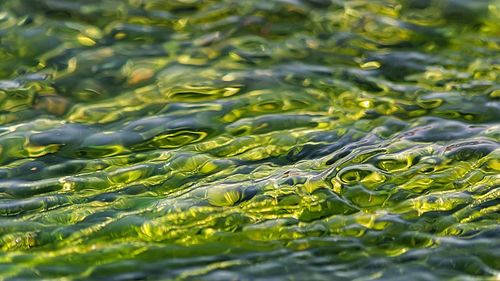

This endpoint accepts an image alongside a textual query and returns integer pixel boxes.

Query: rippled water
[0,0,499,280]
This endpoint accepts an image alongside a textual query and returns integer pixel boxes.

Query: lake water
[0,0,499,280]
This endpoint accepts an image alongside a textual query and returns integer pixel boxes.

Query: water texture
[0,0,499,280]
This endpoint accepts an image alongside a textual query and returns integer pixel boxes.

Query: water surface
[0,0,499,280]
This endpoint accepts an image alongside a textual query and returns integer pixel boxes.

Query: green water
[0,0,499,280]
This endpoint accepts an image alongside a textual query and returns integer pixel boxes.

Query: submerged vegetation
[0,0,499,280]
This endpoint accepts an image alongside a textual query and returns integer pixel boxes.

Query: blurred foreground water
[0,0,499,280]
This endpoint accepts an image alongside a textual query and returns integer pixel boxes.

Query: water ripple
[0,0,499,280]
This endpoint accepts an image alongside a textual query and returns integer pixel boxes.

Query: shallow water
[0,0,499,280]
